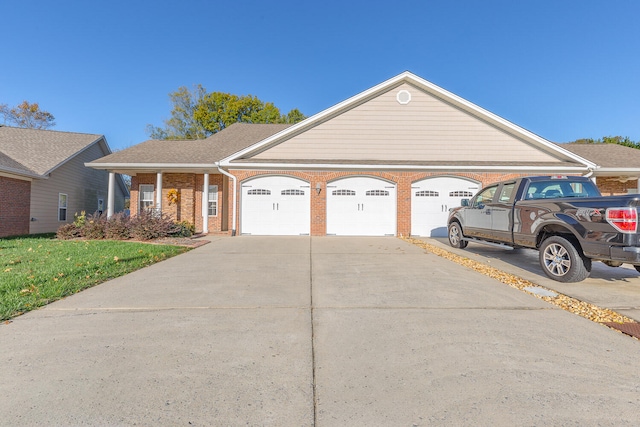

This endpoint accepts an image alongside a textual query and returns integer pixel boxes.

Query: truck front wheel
[539,236,591,282]
[448,222,468,249]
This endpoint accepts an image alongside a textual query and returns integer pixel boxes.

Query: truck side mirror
[461,199,469,207]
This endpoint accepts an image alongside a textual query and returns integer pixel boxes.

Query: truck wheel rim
[449,226,460,245]
[543,243,570,276]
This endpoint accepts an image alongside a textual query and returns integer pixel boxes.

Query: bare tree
[0,101,56,129]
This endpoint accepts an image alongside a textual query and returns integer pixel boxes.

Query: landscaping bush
[172,221,195,237]
[82,212,108,239]
[56,210,189,241]
[129,210,180,240]
[56,223,82,239]
[105,212,131,240]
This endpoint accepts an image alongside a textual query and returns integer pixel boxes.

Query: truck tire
[539,236,591,282]
[448,222,468,249]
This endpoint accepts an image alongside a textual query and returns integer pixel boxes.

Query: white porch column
[155,171,163,213]
[107,172,115,218]
[202,173,209,233]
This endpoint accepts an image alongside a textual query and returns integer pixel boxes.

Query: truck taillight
[606,207,638,233]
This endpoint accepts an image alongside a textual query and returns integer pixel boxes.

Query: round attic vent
[397,90,411,105]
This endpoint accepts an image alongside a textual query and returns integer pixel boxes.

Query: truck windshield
[524,180,601,199]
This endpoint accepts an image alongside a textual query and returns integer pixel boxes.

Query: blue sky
[2,0,638,151]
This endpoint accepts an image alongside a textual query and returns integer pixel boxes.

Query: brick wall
[596,177,639,196]
[230,170,525,236]
[0,176,31,237]
[131,170,579,236]
[131,173,228,234]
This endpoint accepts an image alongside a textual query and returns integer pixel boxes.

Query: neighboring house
[559,143,640,195]
[86,71,639,237]
[0,126,129,237]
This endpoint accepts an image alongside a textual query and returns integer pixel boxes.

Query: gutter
[216,163,237,236]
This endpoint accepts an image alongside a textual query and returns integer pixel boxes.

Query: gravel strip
[403,237,636,326]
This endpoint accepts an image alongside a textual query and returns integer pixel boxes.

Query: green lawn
[0,235,190,321]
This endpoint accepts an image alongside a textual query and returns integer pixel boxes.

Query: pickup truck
[447,175,640,282]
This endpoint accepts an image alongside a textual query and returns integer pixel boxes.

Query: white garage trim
[411,176,480,237]
[240,175,310,235]
[327,176,396,236]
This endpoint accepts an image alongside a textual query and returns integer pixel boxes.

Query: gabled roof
[560,143,640,173]
[220,71,596,172]
[87,123,291,172]
[0,126,106,178]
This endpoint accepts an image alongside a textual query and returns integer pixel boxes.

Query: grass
[0,234,191,321]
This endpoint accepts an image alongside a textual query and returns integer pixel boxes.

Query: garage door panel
[241,176,310,235]
[327,177,396,236]
[411,177,479,237]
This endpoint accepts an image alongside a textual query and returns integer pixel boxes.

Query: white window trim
[208,185,218,216]
[58,193,68,222]
[139,184,155,212]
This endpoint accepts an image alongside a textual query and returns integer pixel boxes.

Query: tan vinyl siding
[29,143,125,234]
[252,83,561,163]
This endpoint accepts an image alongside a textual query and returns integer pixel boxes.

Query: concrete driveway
[1,236,639,426]
[429,237,640,322]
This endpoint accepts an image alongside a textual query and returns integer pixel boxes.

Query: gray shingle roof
[0,126,103,176]
[88,123,291,166]
[559,143,640,169]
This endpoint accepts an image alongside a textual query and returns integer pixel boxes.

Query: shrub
[82,212,107,239]
[105,212,131,240]
[56,223,82,240]
[172,221,195,237]
[74,211,87,227]
[129,211,179,240]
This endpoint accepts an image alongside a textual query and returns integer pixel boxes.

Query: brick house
[86,72,640,237]
[559,143,640,196]
[0,126,129,238]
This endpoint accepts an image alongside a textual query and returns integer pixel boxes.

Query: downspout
[216,163,237,236]
[583,166,598,184]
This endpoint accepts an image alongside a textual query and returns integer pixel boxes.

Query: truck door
[462,185,498,238]
[489,182,516,242]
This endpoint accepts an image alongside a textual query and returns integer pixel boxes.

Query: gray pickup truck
[447,175,640,282]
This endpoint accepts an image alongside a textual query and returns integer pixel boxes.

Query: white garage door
[327,176,396,236]
[411,176,480,237]
[241,176,310,235]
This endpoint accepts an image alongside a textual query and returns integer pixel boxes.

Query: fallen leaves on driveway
[403,237,635,325]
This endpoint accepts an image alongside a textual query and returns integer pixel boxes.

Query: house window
[58,193,68,221]
[247,189,271,195]
[208,185,218,216]
[415,190,439,197]
[139,184,154,211]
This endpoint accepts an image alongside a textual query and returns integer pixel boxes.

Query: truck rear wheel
[448,222,468,249]
[539,236,591,282]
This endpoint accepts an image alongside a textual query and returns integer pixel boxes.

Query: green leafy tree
[0,101,56,129]
[148,86,306,140]
[146,85,208,140]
